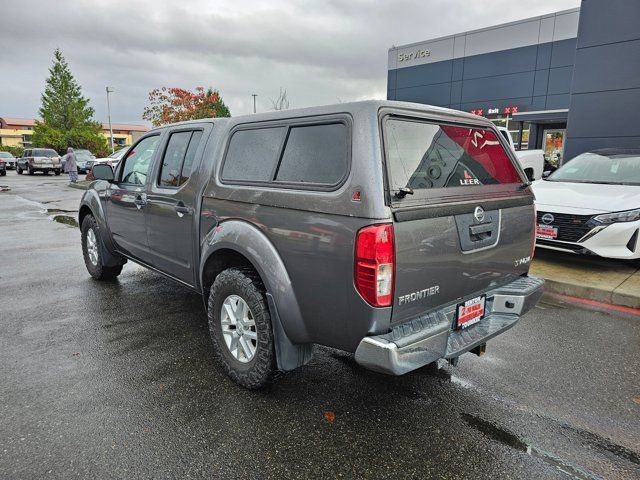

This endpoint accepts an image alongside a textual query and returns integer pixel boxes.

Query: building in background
[0,118,36,148]
[387,1,640,166]
[100,123,149,148]
[0,118,149,150]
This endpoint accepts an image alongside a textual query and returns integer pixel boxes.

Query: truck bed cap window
[385,119,521,194]
[275,123,348,185]
[222,127,285,182]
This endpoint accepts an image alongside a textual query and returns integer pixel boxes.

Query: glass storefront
[489,115,530,150]
[543,129,566,167]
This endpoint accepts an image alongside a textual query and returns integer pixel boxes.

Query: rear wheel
[54,169,61,176]
[0,170,5,176]
[17,166,22,174]
[208,268,278,389]
[81,215,123,280]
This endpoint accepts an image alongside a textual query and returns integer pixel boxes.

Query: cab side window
[158,130,204,187]
[120,135,160,185]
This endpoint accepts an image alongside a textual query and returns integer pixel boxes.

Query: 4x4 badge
[474,206,485,223]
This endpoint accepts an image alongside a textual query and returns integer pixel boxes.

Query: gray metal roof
[149,100,487,132]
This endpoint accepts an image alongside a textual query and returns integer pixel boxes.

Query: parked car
[62,149,95,173]
[17,148,61,175]
[0,157,6,176]
[0,151,16,169]
[75,150,94,174]
[532,148,640,262]
[496,127,544,181]
[87,148,128,171]
[80,100,543,389]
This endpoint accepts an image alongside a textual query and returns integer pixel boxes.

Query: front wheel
[208,268,278,389]
[28,165,34,175]
[17,166,22,174]
[54,169,61,176]
[81,215,123,280]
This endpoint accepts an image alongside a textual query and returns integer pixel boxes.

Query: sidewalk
[530,250,640,309]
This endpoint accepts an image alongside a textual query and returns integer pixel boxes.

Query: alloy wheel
[220,295,258,363]
[86,228,99,266]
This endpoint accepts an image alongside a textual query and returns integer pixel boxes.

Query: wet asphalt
[0,173,639,480]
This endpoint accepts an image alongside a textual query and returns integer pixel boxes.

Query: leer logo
[460,170,480,186]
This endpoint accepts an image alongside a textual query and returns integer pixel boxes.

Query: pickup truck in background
[497,127,544,181]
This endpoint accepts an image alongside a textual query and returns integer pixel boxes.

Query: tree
[270,87,290,111]
[32,49,108,156]
[142,87,231,127]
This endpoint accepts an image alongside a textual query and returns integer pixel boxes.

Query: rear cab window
[383,116,523,204]
[158,130,204,187]
[221,117,350,190]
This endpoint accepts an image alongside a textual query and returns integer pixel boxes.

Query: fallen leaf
[323,411,336,423]
[71,352,80,357]
[633,397,640,406]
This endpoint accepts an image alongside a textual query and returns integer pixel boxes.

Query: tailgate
[382,116,535,324]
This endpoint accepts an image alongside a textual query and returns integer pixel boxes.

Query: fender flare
[79,188,123,267]
[200,219,312,370]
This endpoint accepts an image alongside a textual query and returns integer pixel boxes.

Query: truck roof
[148,100,489,132]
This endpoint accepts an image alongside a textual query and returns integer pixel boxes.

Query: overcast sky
[1,0,580,124]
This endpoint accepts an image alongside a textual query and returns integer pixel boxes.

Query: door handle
[134,194,147,209]
[469,223,492,236]
[175,203,191,218]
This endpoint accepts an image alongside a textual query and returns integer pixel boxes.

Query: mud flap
[266,293,313,371]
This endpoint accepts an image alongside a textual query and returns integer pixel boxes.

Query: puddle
[47,208,76,214]
[51,215,79,228]
[462,413,603,480]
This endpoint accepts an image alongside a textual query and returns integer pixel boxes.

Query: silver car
[0,151,16,170]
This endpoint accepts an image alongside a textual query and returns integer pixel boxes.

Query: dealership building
[387,1,640,165]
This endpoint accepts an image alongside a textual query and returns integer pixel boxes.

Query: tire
[208,268,278,389]
[17,166,22,174]
[28,165,34,175]
[54,170,60,176]
[0,170,5,176]
[81,215,123,280]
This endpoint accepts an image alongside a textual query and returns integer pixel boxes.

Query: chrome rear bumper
[354,276,544,375]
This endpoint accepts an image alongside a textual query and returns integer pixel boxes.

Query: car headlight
[593,208,640,224]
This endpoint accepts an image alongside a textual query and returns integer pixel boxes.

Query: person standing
[62,147,78,183]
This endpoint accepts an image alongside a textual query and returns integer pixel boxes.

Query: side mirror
[92,164,114,182]
[542,171,551,179]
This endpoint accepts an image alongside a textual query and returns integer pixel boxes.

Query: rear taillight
[355,223,395,307]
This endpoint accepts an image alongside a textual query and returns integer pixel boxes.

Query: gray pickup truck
[81,100,544,389]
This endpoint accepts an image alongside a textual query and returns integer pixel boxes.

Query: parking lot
[0,173,639,479]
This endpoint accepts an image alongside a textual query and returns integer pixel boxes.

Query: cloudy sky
[2,0,580,124]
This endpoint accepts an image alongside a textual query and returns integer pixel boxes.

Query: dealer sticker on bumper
[455,295,486,329]
[536,224,558,240]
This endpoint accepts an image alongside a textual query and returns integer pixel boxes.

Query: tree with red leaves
[142,87,230,127]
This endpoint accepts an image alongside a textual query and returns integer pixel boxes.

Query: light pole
[106,86,114,153]
[252,94,257,114]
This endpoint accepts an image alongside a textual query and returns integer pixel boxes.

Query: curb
[530,250,640,310]
[68,182,90,190]
[541,278,640,309]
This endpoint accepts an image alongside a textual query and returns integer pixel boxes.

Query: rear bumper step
[354,276,544,375]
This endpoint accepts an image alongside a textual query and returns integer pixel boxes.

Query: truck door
[144,128,206,286]
[107,134,161,264]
